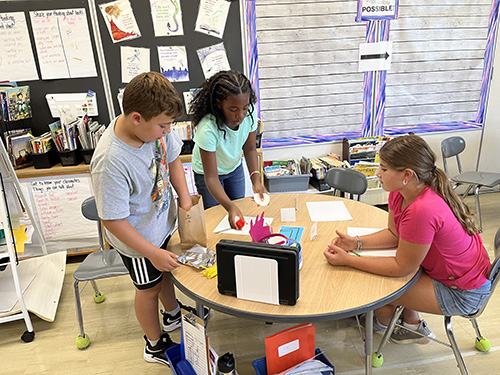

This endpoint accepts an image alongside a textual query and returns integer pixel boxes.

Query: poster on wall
[158,46,189,82]
[356,0,399,22]
[150,0,184,37]
[99,0,141,43]
[26,176,97,241]
[197,42,230,79]
[30,9,98,80]
[0,12,39,82]
[195,0,231,39]
[121,46,150,83]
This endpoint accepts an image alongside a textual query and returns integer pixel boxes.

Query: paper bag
[265,323,315,375]
[178,195,207,249]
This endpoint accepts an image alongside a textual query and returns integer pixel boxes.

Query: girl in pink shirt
[325,135,491,344]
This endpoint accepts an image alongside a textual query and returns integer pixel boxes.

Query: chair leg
[473,186,482,231]
[470,318,483,340]
[444,316,469,375]
[372,306,404,367]
[74,279,86,338]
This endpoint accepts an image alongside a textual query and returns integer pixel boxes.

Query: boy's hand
[150,249,181,272]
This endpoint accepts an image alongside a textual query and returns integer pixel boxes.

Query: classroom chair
[371,227,500,374]
[73,196,128,349]
[441,136,500,231]
[325,167,368,201]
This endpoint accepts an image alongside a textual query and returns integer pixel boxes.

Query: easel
[0,138,47,342]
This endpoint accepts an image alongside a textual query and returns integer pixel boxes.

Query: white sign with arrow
[358,41,392,72]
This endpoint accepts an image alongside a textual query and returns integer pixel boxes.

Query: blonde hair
[379,135,480,235]
[122,72,183,121]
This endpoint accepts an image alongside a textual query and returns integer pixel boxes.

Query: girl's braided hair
[190,70,257,135]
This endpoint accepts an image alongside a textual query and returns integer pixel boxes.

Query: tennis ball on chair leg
[372,352,384,367]
[475,337,491,352]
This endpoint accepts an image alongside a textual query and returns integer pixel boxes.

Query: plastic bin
[57,149,83,166]
[80,148,94,164]
[309,176,330,192]
[264,173,311,193]
[29,149,59,169]
[252,348,334,375]
[165,344,182,375]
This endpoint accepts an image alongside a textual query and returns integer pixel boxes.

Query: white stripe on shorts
[132,257,150,285]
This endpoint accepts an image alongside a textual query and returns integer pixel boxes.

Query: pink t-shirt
[389,187,490,290]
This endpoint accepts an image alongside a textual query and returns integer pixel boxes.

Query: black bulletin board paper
[2,0,244,136]
[0,0,108,137]
[94,0,244,121]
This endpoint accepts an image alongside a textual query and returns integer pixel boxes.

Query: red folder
[264,323,315,375]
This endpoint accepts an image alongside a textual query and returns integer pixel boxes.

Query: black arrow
[361,52,390,60]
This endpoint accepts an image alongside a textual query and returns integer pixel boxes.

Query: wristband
[250,170,261,179]
[355,235,363,251]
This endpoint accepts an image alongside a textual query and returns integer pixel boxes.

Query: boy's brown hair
[122,71,183,121]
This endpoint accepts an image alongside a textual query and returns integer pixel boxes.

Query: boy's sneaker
[161,309,181,332]
[162,300,210,332]
[390,320,436,344]
[143,332,177,366]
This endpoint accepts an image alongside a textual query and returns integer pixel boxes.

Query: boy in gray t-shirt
[91,72,203,366]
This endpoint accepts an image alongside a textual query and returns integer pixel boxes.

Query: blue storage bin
[165,344,182,375]
[252,348,334,375]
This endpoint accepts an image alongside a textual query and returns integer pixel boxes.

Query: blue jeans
[194,163,245,209]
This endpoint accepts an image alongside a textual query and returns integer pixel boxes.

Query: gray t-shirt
[90,117,182,258]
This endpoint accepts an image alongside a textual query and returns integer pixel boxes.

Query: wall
[478,32,500,173]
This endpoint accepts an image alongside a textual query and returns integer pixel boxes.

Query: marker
[295,197,298,211]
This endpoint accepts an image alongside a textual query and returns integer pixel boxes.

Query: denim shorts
[433,278,491,316]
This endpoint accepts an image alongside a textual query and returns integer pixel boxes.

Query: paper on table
[306,201,353,222]
[213,215,273,235]
[347,227,397,257]
[234,255,279,305]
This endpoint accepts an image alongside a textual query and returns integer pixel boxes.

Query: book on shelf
[4,86,32,122]
[4,129,33,168]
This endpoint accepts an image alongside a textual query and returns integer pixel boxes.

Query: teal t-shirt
[192,112,257,175]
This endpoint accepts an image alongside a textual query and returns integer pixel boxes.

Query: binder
[264,323,315,375]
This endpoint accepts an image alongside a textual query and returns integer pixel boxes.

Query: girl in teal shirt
[190,70,266,229]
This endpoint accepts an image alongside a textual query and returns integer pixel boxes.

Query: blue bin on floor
[252,348,334,375]
[165,344,182,375]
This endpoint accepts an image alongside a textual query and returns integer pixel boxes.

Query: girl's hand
[252,180,267,201]
[331,229,358,251]
[324,243,350,266]
[228,204,245,230]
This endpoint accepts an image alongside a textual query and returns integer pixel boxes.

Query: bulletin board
[1,0,245,136]
[93,0,245,120]
[0,0,109,136]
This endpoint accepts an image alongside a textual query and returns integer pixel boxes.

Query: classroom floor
[2,193,500,375]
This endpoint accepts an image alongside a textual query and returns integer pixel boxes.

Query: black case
[216,239,300,305]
